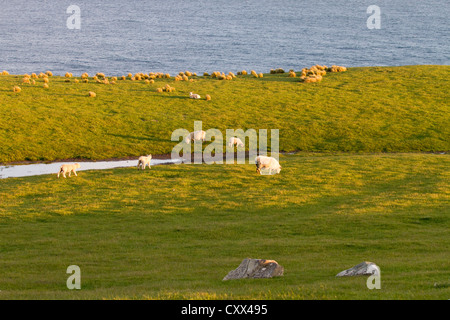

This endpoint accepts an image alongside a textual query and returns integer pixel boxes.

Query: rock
[336,261,380,277]
[223,258,284,281]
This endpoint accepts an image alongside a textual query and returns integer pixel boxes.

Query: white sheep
[185,130,206,144]
[189,92,201,99]
[255,156,281,175]
[137,154,152,170]
[57,163,81,178]
[228,137,245,148]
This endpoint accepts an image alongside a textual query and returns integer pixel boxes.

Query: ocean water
[0,0,448,76]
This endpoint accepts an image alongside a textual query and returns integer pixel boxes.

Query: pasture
[0,65,448,299]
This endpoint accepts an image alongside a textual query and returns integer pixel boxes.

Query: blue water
[0,0,448,76]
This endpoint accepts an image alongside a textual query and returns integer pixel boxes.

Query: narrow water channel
[0,159,181,179]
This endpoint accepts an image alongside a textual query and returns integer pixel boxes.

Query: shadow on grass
[107,133,172,143]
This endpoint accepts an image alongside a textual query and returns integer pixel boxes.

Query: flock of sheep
[4,64,347,99]
[2,65,347,177]
[56,132,281,178]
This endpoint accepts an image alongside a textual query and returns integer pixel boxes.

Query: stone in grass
[223,258,284,281]
[336,261,380,277]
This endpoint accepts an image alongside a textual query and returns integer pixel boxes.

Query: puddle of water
[0,159,181,179]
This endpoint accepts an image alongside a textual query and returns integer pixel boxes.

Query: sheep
[43,83,49,89]
[137,154,152,170]
[2,70,9,75]
[189,92,201,99]
[185,130,206,144]
[255,156,281,174]
[205,94,211,101]
[46,71,53,76]
[228,137,244,148]
[57,163,81,178]
[88,91,96,97]
[13,86,21,93]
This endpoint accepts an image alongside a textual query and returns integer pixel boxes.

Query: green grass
[0,153,449,299]
[1,65,449,300]
[0,65,449,163]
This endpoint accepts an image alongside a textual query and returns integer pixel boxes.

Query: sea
[0,0,448,76]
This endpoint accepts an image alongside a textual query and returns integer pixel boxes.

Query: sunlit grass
[0,153,448,299]
[0,65,449,163]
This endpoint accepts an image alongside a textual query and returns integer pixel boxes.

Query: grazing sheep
[185,130,206,144]
[13,86,21,93]
[2,70,9,75]
[228,137,244,148]
[137,154,152,170]
[205,94,211,101]
[57,163,81,178]
[189,92,201,99]
[43,83,49,89]
[88,91,96,97]
[46,71,53,76]
[255,156,281,174]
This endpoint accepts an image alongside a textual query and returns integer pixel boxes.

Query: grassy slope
[0,153,449,299]
[0,65,449,163]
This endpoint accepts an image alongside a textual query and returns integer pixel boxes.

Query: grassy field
[0,65,449,300]
[0,153,449,299]
[0,65,449,163]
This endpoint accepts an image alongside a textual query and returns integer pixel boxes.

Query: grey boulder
[336,261,380,277]
[223,258,284,281]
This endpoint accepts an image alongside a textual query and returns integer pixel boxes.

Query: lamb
[57,163,81,178]
[185,130,206,144]
[189,92,201,99]
[137,154,152,170]
[228,137,244,148]
[255,156,281,174]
